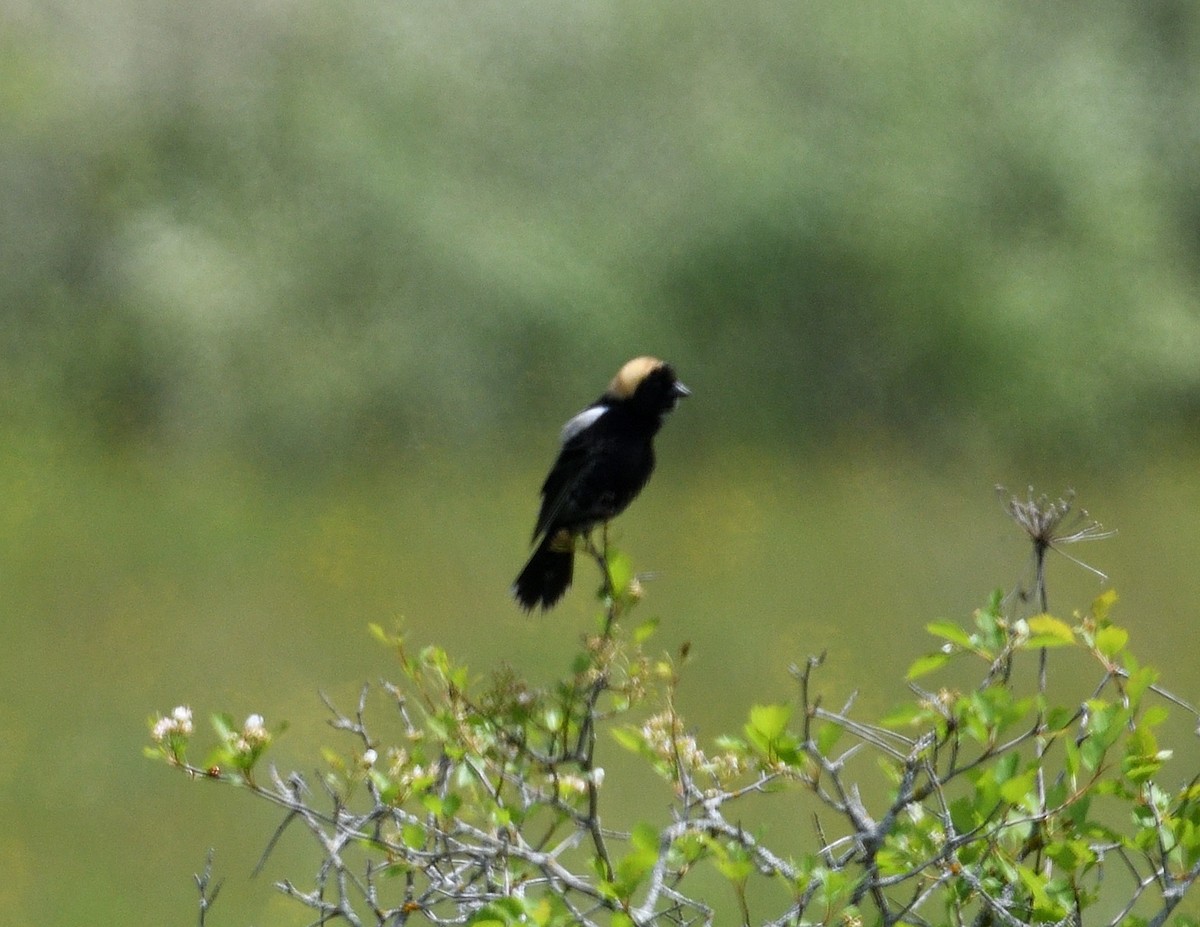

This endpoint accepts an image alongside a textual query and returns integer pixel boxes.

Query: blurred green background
[4,1,1200,923]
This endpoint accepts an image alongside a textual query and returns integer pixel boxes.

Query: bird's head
[607,356,691,414]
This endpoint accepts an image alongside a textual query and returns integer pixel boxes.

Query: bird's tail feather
[512,532,574,611]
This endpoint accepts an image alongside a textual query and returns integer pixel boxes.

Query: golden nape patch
[607,356,664,399]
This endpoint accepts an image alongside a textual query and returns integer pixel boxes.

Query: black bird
[512,356,690,611]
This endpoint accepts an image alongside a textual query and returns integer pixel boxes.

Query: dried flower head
[999,487,1115,556]
[998,487,1115,609]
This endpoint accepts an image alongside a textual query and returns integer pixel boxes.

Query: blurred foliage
[4,0,1200,466]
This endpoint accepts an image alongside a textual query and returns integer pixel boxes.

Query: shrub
[149,491,1199,926]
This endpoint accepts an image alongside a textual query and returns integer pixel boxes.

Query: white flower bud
[151,716,172,742]
[172,705,194,734]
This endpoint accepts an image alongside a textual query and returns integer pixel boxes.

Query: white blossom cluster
[234,713,269,754]
[151,705,194,742]
[640,711,744,785]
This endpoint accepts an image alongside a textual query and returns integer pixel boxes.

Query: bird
[512,356,690,611]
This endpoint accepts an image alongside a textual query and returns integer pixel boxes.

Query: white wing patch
[560,405,607,444]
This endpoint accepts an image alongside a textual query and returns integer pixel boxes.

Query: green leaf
[1017,864,1067,920]
[1123,725,1169,784]
[1000,768,1038,806]
[748,703,792,740]
[906,652,950,680]
[211,712,237,742]
[1064,738,1081,779]
[468,897,529,925]
[875,847,909,877]
[816,721,844,755]
[489,803,513,828]
[926,621,972,648]
[612,822,660,898]
[880,703,931,728]
[713,734,747,754]
[1124,663,1159,705]
[1141,705,1169,729]
[1026,614,1075,647]
[611,727,645,754]
[974,597,1005,650]
[368,770,399,804]
[818,866,857,906]
[631,821,659,854]
[605,547,635,597]
[1092,588,1118,623]
[1080,735,1107,772]
[1095,625,1128,659]
[713,852,753,883]
[633,617,659,644]
[949,796,982,834]
[420,794,442,815]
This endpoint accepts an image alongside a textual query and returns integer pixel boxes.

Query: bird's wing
[531,435,592,542]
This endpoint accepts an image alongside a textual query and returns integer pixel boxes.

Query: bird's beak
[673,381,691,399]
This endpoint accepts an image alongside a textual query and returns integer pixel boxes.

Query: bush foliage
[150,491,1199,926]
